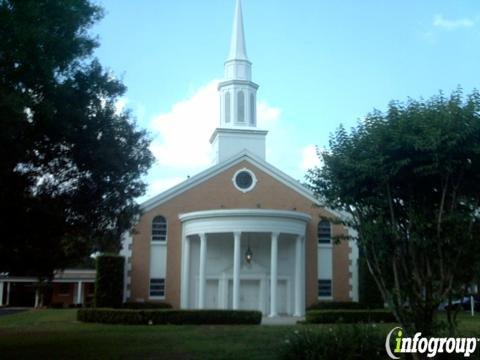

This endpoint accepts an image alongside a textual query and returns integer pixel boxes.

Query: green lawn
[0,309,294,359]
[0,309,478,359]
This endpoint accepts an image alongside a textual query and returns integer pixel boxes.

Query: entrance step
[261,316,303,325]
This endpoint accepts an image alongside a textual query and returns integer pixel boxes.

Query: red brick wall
[131,160,352,307]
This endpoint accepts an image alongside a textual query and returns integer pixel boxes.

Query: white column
[221,274,228,309]
[270,232,279,317]
[232,90,237,123]
[260,276,266,314]
[301,235,306,316]
[217,278,223,309]
[6,282,10,306]
[294,235,303,316]
[76,281,83,305]
[0,282,4,306]
[286,280,292,314]
[233,232,241,310]
[34,287,40,308]
[181,235,190,308]
[198,233,207,309]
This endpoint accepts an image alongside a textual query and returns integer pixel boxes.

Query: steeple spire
[223,0,252,82]
[211,0,267,164]
[228,0,248,61]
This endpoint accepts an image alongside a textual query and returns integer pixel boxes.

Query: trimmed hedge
[122,301,172,310]
[94,255,125,308]
[307,301,370,310]
[305,309,396,324]
[77,308,262,325]
[281,325,385,360]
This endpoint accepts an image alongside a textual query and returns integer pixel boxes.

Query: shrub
[305,309,396,324]
[280,325,385,360]
[94,254,124,308]
[78,308,143,324]
[307,301,371,310]
[77,309,262,325]
[122,301,172,310]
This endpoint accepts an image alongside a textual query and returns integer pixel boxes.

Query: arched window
[152,216,167,242]
[317,220,331,244]
[237,91,245,123]
[225,92,231,123]
[250,93,256,126]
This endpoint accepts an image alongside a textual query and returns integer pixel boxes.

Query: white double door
[227,279,261,311]
[204,277,288,314]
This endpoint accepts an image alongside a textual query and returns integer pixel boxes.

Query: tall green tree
[306,89,480,335]
[0,0,154,278]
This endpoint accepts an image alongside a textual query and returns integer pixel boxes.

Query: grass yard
[0,309,294,359]
[0,309,479,359]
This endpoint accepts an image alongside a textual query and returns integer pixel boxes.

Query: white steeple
[228,0,248,61]
[210,0,268,164]
[219,0,257,126]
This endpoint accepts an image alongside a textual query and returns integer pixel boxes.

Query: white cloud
[149,80,281,170]
[258,101,281,127]
[114,97,128,115]
[433,14,474,30]
[113,97,147,123]
[149,177,185,195]
[149,80,219,169]
[137,176,186,203]
[300,144,320,171]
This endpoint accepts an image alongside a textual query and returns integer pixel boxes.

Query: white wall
[317,244,333,299]
[211,129,266,163]
[150,244,167,278]
[317,246,333,279]
[150,242,167,300]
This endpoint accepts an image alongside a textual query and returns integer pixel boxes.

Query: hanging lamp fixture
[245,234,253,264]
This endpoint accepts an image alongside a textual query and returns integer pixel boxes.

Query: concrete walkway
[0,307,28,317]
[261,316,304,325]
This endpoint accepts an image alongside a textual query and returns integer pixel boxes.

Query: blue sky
[92,0,480,201]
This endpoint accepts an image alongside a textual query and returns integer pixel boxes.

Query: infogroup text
[385,327,478,359]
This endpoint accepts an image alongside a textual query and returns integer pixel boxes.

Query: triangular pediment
[140,150,320,212]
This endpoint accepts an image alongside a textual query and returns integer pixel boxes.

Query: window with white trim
[318,279,332,297]
[232,168,257,193]
[149,278,165,297]
[317,220,331,244]
[152,216,167,242]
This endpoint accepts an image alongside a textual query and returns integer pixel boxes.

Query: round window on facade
[232,168,257,193]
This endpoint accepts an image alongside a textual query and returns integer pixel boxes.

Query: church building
[122,0,359,317]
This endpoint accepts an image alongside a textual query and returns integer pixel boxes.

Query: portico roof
[179,208,311,237]
[179,208,311,222]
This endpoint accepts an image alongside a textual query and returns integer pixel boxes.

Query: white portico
[179,209,309,316]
